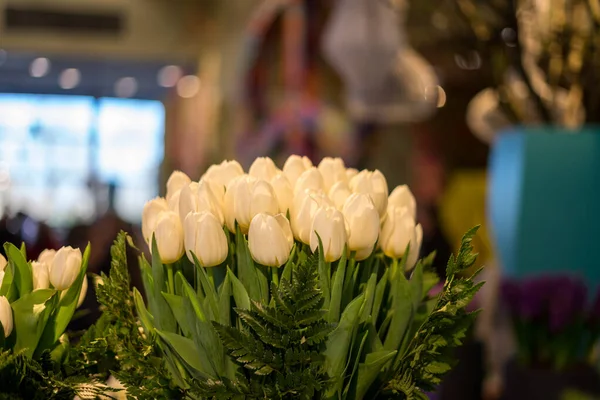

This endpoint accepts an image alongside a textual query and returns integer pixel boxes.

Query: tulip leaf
[139,256,158,316]
[342,330,368,398]
[383,257,413,352]
[190,253,219,320]
[324,293,364,396]
[235,226,266,302]
[156,337,192,388]
[37,244,90,355]
[410,261,425,312]
[281,244,296,283]
[328,248,347,323]
[228,267,250,311]
[342,255,358,309]
[133,287,155,336]
[179,272,206,322]
[5,242,32,297]
[12,288,58,358]
[371,269,389,329]
[157,330,206,375]
[151,236,177,332]
[355,350,398,400]
[0,260,15,301]
[163,292,192,338]
[360,266,379,323]
[218,272,231,326]
[315,234,331,309]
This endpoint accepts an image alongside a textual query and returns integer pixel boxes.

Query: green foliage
[0,349,105,400]
[384,226,483,399]
[83,232,184,400]
[200,253,335,399]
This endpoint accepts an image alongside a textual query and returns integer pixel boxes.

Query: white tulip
[283,155,312,186]
[153,211,185,264]
[0,296,12,338]
[380,206,421,265]
[318,157,347,191]
[224,175,279,233]
[142,197,169,244]
[249,157,280,181]
[349,169,388,218]
[50,246,82,291]
[32,261,50,290]
[294,167,325,195]
[310,206,348,262]
[203,160,244,192]
[329,180,352,210]
[166,170,191,201]
[77,275,88,308]
[0,254,6,272]
[291,189,333,244]
[346,168,359,180]
[38,249,56,267]
[271,173,294,214]
[389,185,417,221]
[183,212,228,267]
[179,181,224,225]
[0,271,4,289]
[248,213,293,267]
[343,194,380,259]
[167,189,181,215]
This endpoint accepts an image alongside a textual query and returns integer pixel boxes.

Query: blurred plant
[454,0,600,141]
[502,275,600,370]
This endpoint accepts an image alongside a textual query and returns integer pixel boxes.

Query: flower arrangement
[0,243,104,399]
[502,275,600,370]
[125,155,484,399]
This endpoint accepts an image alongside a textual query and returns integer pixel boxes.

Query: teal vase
[488,127,600,286]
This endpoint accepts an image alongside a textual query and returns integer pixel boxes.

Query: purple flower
[548,276,587,333]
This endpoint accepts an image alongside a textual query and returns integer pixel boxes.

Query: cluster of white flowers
[142,155,422,268]
[0,247,86,338]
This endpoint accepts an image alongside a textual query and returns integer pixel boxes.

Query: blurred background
[1,0,600,399]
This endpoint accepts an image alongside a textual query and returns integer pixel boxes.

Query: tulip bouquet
[0,243,108,399]
[119,155,483,400]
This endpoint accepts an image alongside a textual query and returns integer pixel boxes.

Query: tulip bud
[38,249,56,265]
[310,206,347,262]
[0,271,4,289]
[271,173,293,214]
[380,206,421,264]
[318,157,347,191]
[283,155,313,186]
[249,157,280,182]
[184,212,228,267]
[343,194,380,259]
[166,171,191,201]
[179,181,224,225]
[389,185,417,221]
[406,223,423,270]
[248,213,293,267]
[294,167,325,195]
[224,175,279,233]
[329,180,352,210]
[142,197,169,244]
[154,211,185,264]
[0,296,12,338]
[291,189,333,244]
[50,246,82,291]
[77,275,88,308]
[349,169,388,218]
[0,254,6,272]
[32,261,50,290]
[346,168,359,181]
[203,160,244,192]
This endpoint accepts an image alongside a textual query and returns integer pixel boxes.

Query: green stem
[207,267,215,289]
[272,267,279,287]
[167,264,175,294]
[390,258,399,280]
